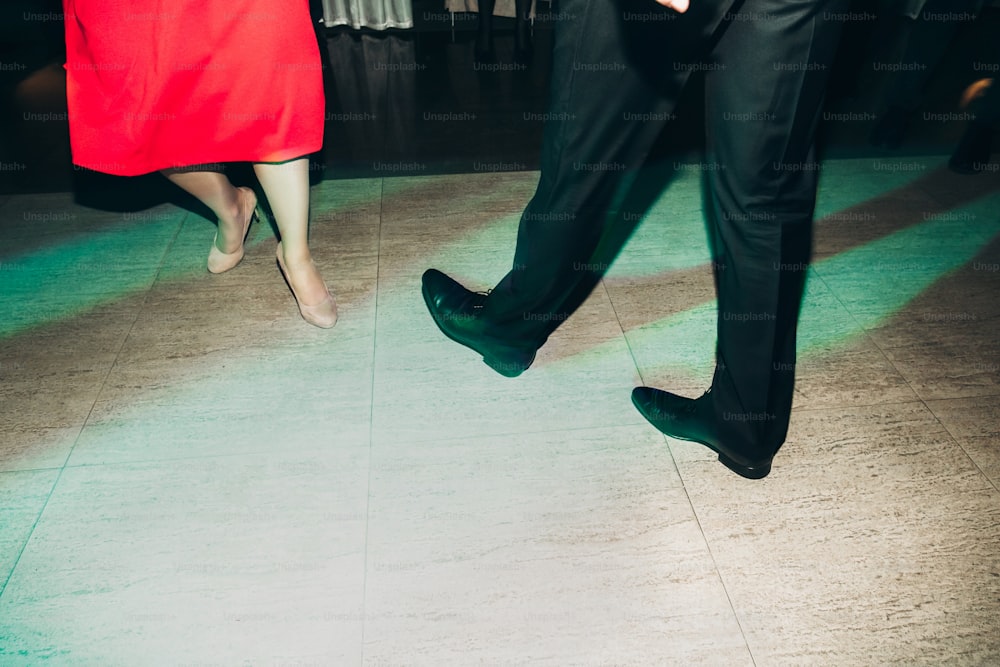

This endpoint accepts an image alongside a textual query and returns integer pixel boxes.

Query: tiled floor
[1,155,998,664]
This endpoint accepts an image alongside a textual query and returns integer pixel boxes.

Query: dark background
[1,0,998,198]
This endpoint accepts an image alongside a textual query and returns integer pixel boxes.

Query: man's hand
[654,0,689,12]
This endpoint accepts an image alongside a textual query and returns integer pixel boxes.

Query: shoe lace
[471,288,492,309]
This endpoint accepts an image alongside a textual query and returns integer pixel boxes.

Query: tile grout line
[843,261,1000,494]
[604,275,759,665]
[358,176,386,663]
[0,205,188,600]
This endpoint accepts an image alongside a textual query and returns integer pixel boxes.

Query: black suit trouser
[481,0,846,457]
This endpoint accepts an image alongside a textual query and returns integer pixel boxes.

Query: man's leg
[479,0,734,345]
[423,0,737,374]
[704,0,846,460]
[632,0,846,477]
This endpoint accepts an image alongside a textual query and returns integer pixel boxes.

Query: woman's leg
[253,158,330,306]
[161,168,246,254]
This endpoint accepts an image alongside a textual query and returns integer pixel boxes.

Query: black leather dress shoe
[631,386,772,479]
[421,269,536,378]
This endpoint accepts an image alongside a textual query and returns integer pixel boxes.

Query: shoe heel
[207,187,258,274]
[483,348,535,378]
[275,243,338,329]
[717,453,771,480]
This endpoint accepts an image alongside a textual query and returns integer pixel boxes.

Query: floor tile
[371,273,643,446]
[0,453,369,665]
[0,428,79,473]
[1,151,1000,664]
[69,296,376,465]
[0,469,59,590]
[380,171,538,221]
[926,397,1000,487]
[673,401,1000,665]
[364,426,751,665]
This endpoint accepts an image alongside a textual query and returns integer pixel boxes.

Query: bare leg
[253,158,330,306]
[161,168,244,253]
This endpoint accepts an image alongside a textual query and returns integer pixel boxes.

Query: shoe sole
[656,429,771,479]
[421,282,535,378]
[631,394,772,480]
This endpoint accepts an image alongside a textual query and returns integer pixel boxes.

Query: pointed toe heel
[275,242,338,329]
[207,186,258,274]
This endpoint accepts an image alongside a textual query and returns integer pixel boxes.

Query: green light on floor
[618,196,1000,380]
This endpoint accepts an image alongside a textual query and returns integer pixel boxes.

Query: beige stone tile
[0,205,181,339]
[792,337,918,410]
[308,214,381,276]
[0,195,178,245]
[112,280,322,364]
[925,397,1000,486]
[370,269,644,446]
[672,401,1000,664]
[793,274,919,411]
[0,366,106,431]
[310,176,383,217]
[70,287,376,466]
[0,453,368,664]
[0,469,60,587]
[604,267,717,337]
[380,171,537,221]
[364,426,751,665]
[0,299,133,373]
[606,169,728,279]
[860,258,1000,401]
[72,355,373,465]
[0,300,138,459]
[811,202,1000,336]
[613,264,906,409]
[617,282,718,398]
[0,428,79,473]
[812,188,943,262]
[919,165,1000,213]
[72,376,372,465]
[0,293,138,349]
[377,208,522,291]
[882,339,1000,402]
[118,266,376,366]
[812,157,948,223]
[0,204,182,293]
[875,304,999,355]
[1,164,999,665]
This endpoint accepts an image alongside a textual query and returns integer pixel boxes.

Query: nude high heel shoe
[207,186,258,274]
[275,242,338,329]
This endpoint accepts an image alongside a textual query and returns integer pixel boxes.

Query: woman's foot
[275,242,338,328]
[207,186,257,273]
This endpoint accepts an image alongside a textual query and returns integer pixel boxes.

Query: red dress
[63,1,325,176]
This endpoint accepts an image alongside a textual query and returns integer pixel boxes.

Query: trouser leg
[703,0,846,456]
[482,0,734,344]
